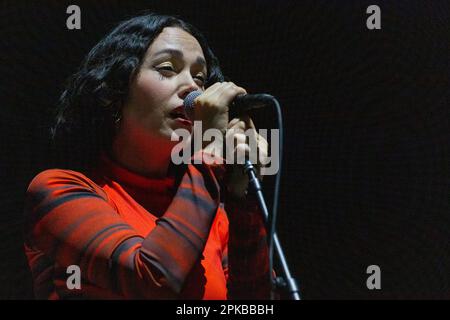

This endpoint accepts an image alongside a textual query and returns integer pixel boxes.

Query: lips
[169,105,192,126]
[170,106,189,120]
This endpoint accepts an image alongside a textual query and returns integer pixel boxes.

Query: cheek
[131,72,172,113]
[122,72,173,135]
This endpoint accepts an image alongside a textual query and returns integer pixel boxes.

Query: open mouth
[170,106,192,124]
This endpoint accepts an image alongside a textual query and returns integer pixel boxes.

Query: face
[117,27,207,150]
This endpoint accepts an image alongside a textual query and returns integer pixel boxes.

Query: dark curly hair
[51,13,224,172]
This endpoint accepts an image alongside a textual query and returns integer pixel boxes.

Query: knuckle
[238,121,246,129]
[235,144,249,152]
[233,130,246,139]
[234,132,246,140]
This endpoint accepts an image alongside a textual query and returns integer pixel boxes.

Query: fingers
[192,81,247,133]
[231,131,250,165]
[227,117,241,128]
[225,115,268,167]
[217,82,247,108]
[194,81,247,110]
[193,82,268,167]
[227,116,257,145]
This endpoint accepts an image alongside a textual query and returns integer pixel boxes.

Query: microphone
[183,90,274,120]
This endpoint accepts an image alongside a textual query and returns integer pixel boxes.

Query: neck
[111,133,173,178]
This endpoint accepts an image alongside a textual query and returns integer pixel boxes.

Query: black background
[0,0,449,299]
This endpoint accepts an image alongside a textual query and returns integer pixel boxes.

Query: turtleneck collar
[93,151,178,193]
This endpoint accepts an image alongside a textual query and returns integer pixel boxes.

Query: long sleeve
[24,157,221,299]
[223,194,271,299]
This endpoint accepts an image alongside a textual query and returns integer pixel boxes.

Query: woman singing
[24,13,270,299]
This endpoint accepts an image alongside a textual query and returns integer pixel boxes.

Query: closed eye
[154,63,206,85]
[156,65,175,72]
[194,74,206,84]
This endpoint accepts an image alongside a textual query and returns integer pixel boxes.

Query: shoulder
[27,168,107,199]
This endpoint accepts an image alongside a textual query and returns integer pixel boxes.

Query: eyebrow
[153,48,207,67]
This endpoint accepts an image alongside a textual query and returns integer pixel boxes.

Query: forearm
[224,194,271,299]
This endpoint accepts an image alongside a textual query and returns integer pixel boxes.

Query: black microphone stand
[244,94,301,300]
[244,160,300,300]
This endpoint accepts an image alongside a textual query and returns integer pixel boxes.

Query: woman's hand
[225,115,269,199]
[192,82,247,135]
[194,82,268,199]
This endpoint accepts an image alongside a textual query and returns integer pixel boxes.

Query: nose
[178,86,198,101]
[178,73,202,101]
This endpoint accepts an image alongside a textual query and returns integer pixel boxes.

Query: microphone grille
[183,90,202,120]
[183,90,202,113]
